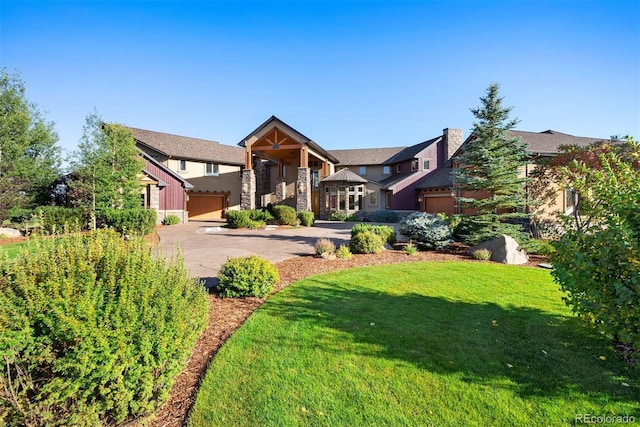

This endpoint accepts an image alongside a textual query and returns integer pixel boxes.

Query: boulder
[0,227,22,238]
[470,235,529,265]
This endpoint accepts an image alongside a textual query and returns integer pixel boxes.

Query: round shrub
[399,212,453,250]
[0,230,208,426]
[351,223,396,244]
[226,210,265,229]
[335,244,353,259]
[217,255,279,298]
[272,205,298,226]
[297,211,315,227]
[350,230,384,254]
[163,214,181,225]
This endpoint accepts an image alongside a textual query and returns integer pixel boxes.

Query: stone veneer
[275,177,286,204]
[241,169,256,210]
[296,167,311,212]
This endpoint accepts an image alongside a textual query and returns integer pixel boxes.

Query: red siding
[145,160,187,210]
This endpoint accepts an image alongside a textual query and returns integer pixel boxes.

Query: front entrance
[188,193,225,220]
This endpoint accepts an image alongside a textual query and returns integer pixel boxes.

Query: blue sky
[1,1,638,164]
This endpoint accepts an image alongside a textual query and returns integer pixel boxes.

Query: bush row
[0,229,209,426]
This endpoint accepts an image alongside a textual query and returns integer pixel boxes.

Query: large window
[205,163,219,176]
[565,188,578,214]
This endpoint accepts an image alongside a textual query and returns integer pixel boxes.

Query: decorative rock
[0,227,22,238]
[470,235,529,265]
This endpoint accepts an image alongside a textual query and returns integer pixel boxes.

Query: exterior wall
[363,182,384,212]
[387,143,440,210]
[342,165,392,183]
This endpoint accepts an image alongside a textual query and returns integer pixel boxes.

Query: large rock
[0,227,22,238]
[470,235,529,265]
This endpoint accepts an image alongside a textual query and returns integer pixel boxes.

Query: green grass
[189,262,639,426]
[0,241,28,259]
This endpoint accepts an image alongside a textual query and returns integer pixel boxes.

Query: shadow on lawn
[261,279,640,408]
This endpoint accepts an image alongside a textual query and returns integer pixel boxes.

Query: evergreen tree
[70,111,144,228]
[0,69,61,221]
[454,83,530,245]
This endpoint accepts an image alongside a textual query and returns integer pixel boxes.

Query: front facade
[140,152,193,223]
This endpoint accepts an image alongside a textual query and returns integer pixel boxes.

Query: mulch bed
[140,244,548,427]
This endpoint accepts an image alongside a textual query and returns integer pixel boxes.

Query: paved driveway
[156,220,361,286]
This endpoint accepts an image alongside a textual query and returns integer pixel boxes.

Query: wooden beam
[300,145,309,168]
[245,145,252,170]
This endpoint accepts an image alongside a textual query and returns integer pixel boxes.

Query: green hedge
[34,206,86,233]
[350,231,385,254]
[100,208,157,236]
[351,223,396,244]
[217,255,279,298]
[272,205,297,226]
[297,211,315,227]
[225,210,268,229]
[0,230,208,426]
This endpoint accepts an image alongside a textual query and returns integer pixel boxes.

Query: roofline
[140,150,194,189]
[136,139,244,166]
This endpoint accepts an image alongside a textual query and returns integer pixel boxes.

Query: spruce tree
[454,83,530,245]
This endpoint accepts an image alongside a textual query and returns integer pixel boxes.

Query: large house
[129,117,605,222]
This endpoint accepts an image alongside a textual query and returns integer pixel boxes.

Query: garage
[424,195,454,216]
[188,193,225,220]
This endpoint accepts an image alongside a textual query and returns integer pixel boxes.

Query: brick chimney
[443,128,463,163]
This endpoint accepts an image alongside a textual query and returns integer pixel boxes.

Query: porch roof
[321,168,368,183]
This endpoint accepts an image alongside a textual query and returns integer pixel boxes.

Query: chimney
[443,128,463,163]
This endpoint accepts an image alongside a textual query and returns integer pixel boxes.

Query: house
[416,130,606,218]
[131,127,245,220]
[140,152,193,224]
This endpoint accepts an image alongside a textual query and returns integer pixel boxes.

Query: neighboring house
[329,128,464,213]
[140,151,193,224]
[416,130,606,218]
[131,127,245,220]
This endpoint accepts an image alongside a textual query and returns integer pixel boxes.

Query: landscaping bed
[142,245,547,427]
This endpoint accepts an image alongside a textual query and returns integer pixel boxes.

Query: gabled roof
[328,147,406,166]
[384,136,441,165]
[238,115,339,164]
[321,167,368,183]
[131,127,245,166]
[141,150,194,189]
[415,167,454,190]
[510,130,605,155]
[377,171,421,190]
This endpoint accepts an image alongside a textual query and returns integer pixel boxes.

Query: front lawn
[0,241,27,259]
[189,262,639,426]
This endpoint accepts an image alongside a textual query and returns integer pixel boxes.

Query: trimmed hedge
[225,210,269,229]
[272,205,297,226]
[34,206,85,234]
[100,208,156,236]
[297,211,315,227]
[351,223,396,244]
[217,255,279,298]
[350,230,385,254]
[0,230,208,426]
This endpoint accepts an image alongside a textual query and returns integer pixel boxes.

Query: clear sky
[1,0,639,165]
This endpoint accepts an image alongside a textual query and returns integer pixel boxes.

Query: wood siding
[145,160,186,210]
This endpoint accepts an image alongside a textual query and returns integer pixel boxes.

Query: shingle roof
[377,171,422,189]
[130,127,245,166]
[321,168,368,183]
[328,147,406,166]
[510,130,606,155]
[384,136,441,165]
[415,167,454,190]
[141,150,194,189]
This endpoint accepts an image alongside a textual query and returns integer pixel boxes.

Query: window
[411,159,419,171]
[423,159,431,170]
[370,191,377,205]
[205,163,219,176]
[383,166,390,175]
[178,159,187,171]
[565,188,578,214]
[396,164,401,173]
[359,166,367,175]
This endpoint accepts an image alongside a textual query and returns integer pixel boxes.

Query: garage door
[188,194,224,220]
[424,196,454,215]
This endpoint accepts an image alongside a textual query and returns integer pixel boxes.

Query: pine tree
[454,83,530,245]
[0,69,61,221]
[70,110,144,228]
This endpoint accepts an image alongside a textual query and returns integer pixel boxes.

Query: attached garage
[187,193,227,220]
[423,195,454,216]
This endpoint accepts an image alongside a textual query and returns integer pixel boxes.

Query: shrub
[272,205,298,226]
[314,238,335,256]
[351,223,396,244]
[5,207,33,225]
[217,255,279,298]
[404,243,418,256]
[335,245,353,259]
[34,206,85,234]
[399,212,453,250]
[374,209,399,223]
[0,230,208,426]
[471,248,492,260]
[100,208,157,236]
[329,211,357,222]
[249,209,273,222]
[437,212,462,233]
[226,210,265,229]
[163,214,181,225]
[297,211,315,227]
[350,231,384,254]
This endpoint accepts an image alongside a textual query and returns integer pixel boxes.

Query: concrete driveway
[156,220,360,286]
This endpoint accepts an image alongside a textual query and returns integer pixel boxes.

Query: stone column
[296,167,311,212]
[319,182,327,219]
[275,177,286,203]
[241,169,255,210]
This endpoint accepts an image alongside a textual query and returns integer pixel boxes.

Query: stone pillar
[149,185,160,210]
[275,177,286,203]
[241,169,255,210]
[319,182,327,219]
[296,167,311,212]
